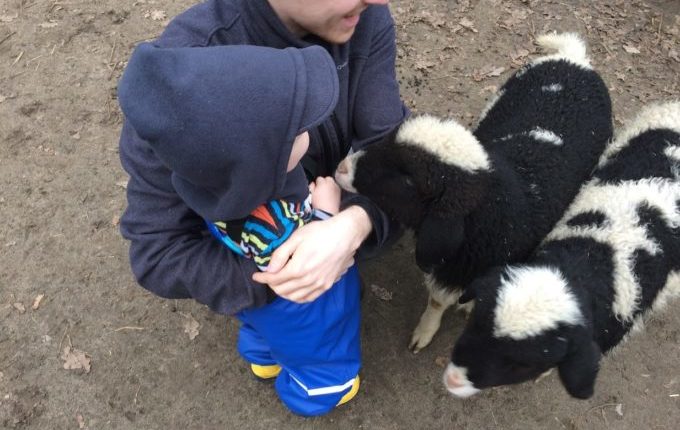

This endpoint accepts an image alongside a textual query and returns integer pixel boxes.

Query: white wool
[599,101,680,168]
[529,127,563,145]
[532,32,592,69]
[493,127,563,146]
[493,266,583,340]
[541,83,564,92]
[547,178,680,321]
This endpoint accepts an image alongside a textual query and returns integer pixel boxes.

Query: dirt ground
[1,0,679,428]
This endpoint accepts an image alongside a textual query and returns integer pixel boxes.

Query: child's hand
[309,176,341,215]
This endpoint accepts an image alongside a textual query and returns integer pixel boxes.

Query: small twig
[600,41,614,57]
[107,61,120,80]
[585,402,620,415]
[11,51,24,66]
[113,326,145,332]
[48,1,62,14]
[57,326,69,355]
[133,385,141,405]
[0,353,19,371]
[108,37,118,65]
[0,31,16,47]
[26,54,43,64]
[656,14,663,44]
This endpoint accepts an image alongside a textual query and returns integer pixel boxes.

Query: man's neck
[267,0,307,37]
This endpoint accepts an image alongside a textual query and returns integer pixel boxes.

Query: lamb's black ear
[558,334,601,399]
[415,214,464,273]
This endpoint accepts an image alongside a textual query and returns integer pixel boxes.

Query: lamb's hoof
[408,324,437,354]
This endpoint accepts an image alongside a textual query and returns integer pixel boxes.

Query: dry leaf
[61,346,92,373]
[669,49,679,63]
[111,214,120,227]
[623,45,640,54]
[150,10,167,21]
[488,67,505,77]
[12,302,26,313]
[182,313,200,340]
[435,356,449,368]
[615,403,623,416]
[32,294,45,310]
[472,65,505,81]
[459,17,478,33]
[615,72,626,81]
[370,284,393,301]
[76,414,86,429]
[115,180,128,189]
[38,21,58,28]
[0,14,18,22]
[414,59,436,71]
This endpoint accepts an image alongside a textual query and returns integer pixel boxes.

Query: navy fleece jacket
[118,0,408,315]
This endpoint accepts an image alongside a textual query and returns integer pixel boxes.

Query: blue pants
[236,265,361,416]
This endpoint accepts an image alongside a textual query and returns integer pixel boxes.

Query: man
[118,0,407,316]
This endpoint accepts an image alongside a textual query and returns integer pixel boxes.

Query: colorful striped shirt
[207,196,331,270]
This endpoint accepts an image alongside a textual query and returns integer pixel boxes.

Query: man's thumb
[266,241,295,273]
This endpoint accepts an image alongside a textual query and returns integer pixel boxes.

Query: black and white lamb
[445,101,680,399]
[334,33,612,352]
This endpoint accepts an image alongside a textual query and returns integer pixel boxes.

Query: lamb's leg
[409,275,461,353]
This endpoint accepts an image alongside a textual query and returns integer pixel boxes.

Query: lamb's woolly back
[533,32,591,69]
[397,114,491,172]
[599,101,680,167]
[493,266,584,340]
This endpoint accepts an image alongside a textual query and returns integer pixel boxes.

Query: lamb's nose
[336,159,349,175]
[445,369,464,389]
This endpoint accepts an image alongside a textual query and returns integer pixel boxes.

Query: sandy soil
[1,0,678,429]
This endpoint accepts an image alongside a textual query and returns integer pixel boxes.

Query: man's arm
[119,122,268,314]
[344,7,409,258]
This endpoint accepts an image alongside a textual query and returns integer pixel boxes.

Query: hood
[117,42,339,220]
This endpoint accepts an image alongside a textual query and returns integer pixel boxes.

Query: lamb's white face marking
[334,150,364,193]
[493,266,583,340]
[443,363,480,398]
[547,178,680,321]
[541,83,563,92]
[599,102,680,168]
[529,127,563,145]
[396,115,490,173]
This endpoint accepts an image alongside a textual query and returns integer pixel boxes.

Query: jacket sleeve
[118,122,269,315]
[345,8,409,259]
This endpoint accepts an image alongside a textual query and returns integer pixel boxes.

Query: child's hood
[117,43,339,221]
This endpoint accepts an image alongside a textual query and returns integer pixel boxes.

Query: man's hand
[252,206,372,303]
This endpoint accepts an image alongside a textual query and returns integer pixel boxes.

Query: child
[207,131,361,416]
[118,43,360,416]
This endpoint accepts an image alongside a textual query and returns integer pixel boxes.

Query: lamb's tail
[535,32,590,67]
